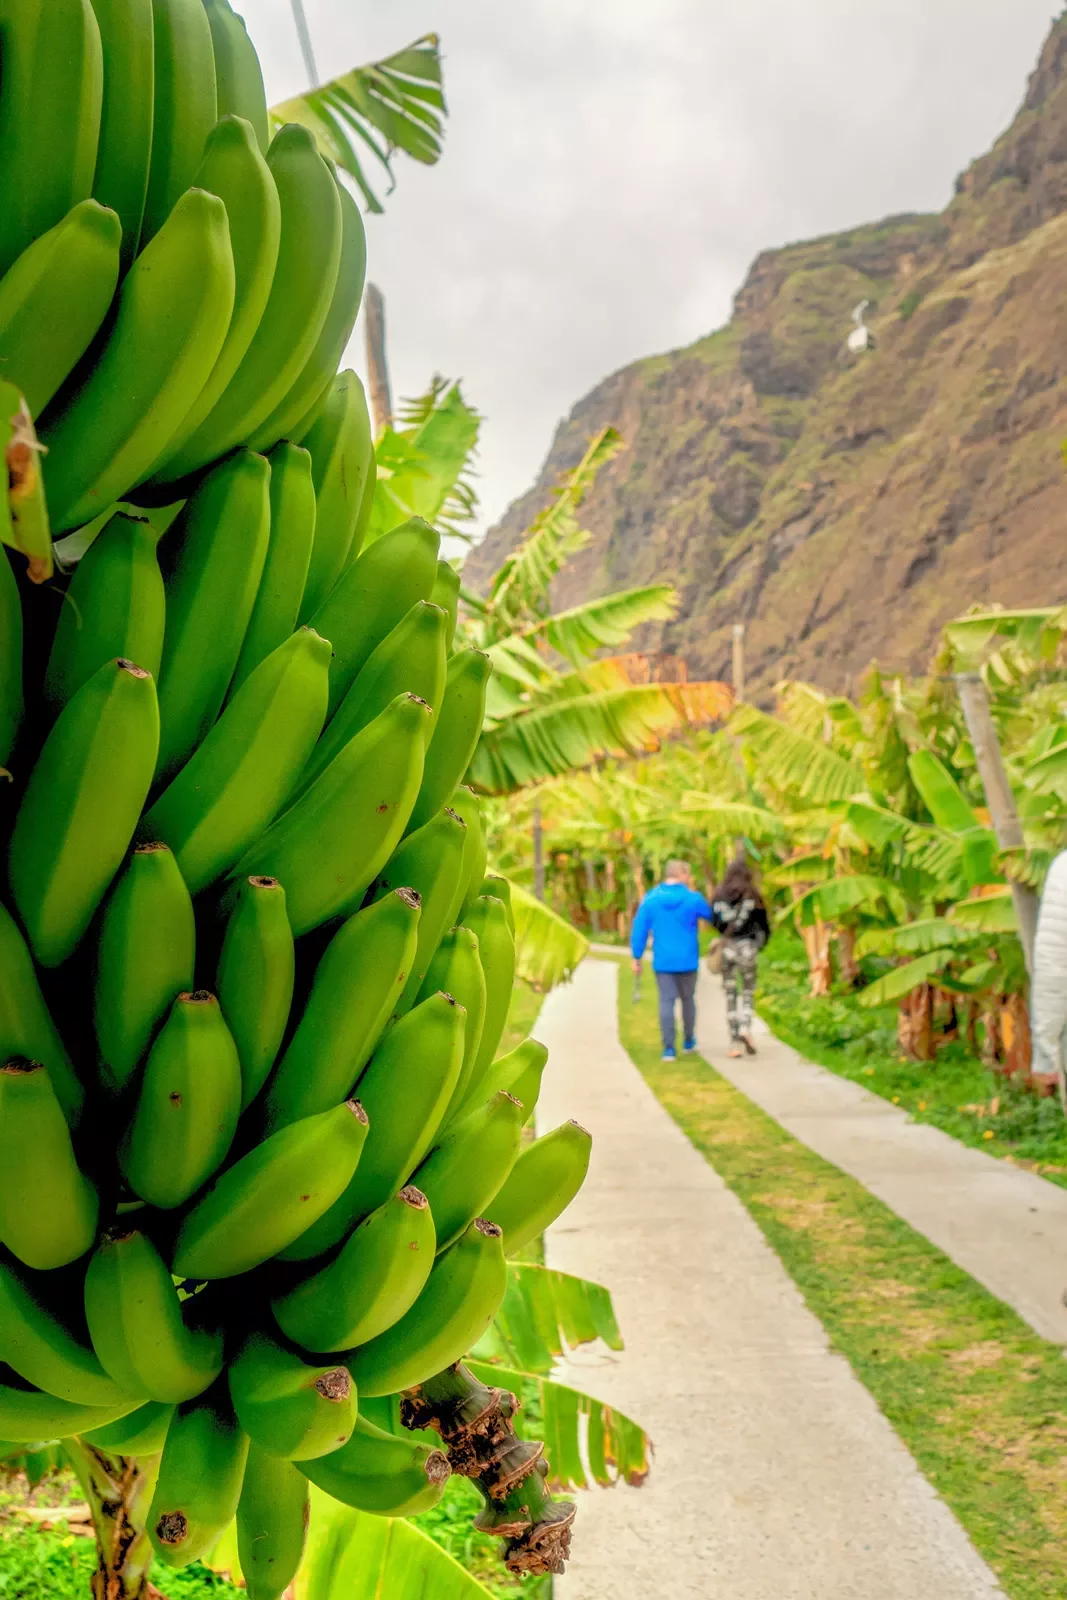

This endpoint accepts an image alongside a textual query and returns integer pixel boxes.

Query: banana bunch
[0,0,370,534]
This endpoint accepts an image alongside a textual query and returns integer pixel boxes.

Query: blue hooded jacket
[630,881,712,972]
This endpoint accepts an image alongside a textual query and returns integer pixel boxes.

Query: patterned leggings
[722,939,759,1041]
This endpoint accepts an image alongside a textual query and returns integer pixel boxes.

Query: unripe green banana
[248,184,367,457]
[229,1333,355,1460]
[215,876,294,1112]
[172,1101,370,1280]
[40,187,236,533]
[147,628,330,892]
[280,994,465,1263]
[94,842,196,1097]
[0,1059,98,1269]
[0,1258,133,1406]
[0,902,82,1127]
[90,0,155,269]
[487,1120,592,1257]
[232,691,431,936]
[418,928,486,1116]
[84,1228,223,1403]
[8,657,160,967]
[119,991,241,1209]
[431,559,461,651]
[310,517,441,718]
[369,808,468,1017]
[272,1185,435,1353]
[159,124,343,480]
[83,1399,175,1455]
[204,0,269,152]
[347,1218,507,1398]
[344,448,378,568]
[45,512,164,709]
[0,552,21,768]
[148,1386,249,1569]
[406,649,492,834]
[454,895,516,1116]
[295,373,374,620]
[261,890,420,1137]
[413,1092,523,1253]
[237,1443,308,1600]
[449,785,489,918]
[229,442,316,692]
[295,600,447,798]
[480,873,516,935]
[0,1377,136,1442]
[154,449,271,779]
[0,200,121,417]
[476,1037,548,1126]
[0,0,103,278]
[299,1413,450,1516]
[145,114,281,482]
[141,0,218,246]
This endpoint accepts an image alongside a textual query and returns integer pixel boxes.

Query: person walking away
[1031,848,1067,1102]
[631,860,712,1060]
[710,858,770,1059]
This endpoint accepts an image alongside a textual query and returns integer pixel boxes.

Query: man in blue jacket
[631,859,713,1060]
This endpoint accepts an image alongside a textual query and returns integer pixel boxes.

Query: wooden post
[289,0,319,86]
[583,858,600,935]
[732,623,745,704]
[532,803,545,902]
[363,283,394,437]
[954,672,1039,974]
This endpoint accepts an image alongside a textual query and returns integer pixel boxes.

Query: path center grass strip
[614,959,1067,1600]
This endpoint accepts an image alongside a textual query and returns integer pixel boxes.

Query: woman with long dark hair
[710,857,770,1058]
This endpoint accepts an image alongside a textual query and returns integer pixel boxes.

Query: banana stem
[64,1439,162,1600]
[401,1363,576,1577]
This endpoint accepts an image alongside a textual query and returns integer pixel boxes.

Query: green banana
[295,372,374,620]
[454,896,516,1115]
[405,648,492,833]
[8,656,160,968]
[261,889,420,1136]
[204,0,269,152]
[83,1399,175,1455]
[0,1374,136,1442]
[158,123,343,481]
[0,200,121,417]
[84,1228,223,1403]
[369,807,468,1017]
[476,1037,549,1126]
[272,1185,435,1353]
[141,0,218,246]
[237,1443,308,1600]
[172,1101,370,1280]
[0,0,103,278]
[147,627,330,892]
[480,873,516,935]
[90,0,155,269]
[299,1413,450,1516]
[0,1059,98,1269]
[229,1333,355,1460]
[417,927,486,1115]
[232,691,431,936]
[295,599,447,797]
[119,991,241,1209]
[154,448,271,779]
[280,993,465,1263]
[449,785,489,918]
[148,1386,249,1569]
[45,511,165,709]
[0,901,83,1127]
[0,1258,133,1406]
[144,114,281,483]
[215,876,295,1112]
[310,517,441,718]
[248,183,367,456]
[344,449,378,568]
[0,551,21,767]
[229,442,316,693]
[430,559,461,651]
[347,1218,507,1398]
[40,187,236,533]
[412,1092,523,1253]
[487,1121,592,1257]
[94,842,196,1096]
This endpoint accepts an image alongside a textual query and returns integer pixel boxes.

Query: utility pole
[532,803,545,902]
[954,672,1039,974]
[363,284,393,437]
[731,623,745,705]
[289,0,319,87]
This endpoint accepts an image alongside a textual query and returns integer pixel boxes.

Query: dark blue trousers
[655,969,697,1051]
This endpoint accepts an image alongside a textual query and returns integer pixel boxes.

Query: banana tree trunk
[65,1439,161,1600]
[835,925,860,987]
[583,858,600,935]
[898,985,934,1061]
[1000,992,1032,1082]
[804,919,832,997]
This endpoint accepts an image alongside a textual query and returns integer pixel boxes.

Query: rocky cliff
[465,15,1067,694]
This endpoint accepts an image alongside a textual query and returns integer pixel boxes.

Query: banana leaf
[788,873,909,928]
[854,917,968,959]
[857,947,959,1006]
[729,703,864,805]
[949,888,1018,933]
[473,1264,623,1376]
[367,382,481,541]
[530,585,677,668]
[508,881,588,990]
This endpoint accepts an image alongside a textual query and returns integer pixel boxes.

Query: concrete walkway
[536,958,1003,1600]
[695,965,1067,1345]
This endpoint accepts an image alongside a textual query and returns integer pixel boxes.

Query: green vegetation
[413,1477,549,1598]
[898,288,923,319]
[616,960,1067,1600]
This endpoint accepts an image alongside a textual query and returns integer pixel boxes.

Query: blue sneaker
[683,1037,697,1053]
[662,1046,677,1061]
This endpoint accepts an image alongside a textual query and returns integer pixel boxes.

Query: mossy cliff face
[466,16,1067,694]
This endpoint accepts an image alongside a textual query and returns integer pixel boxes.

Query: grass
[757,932,1067,1186]
[616,957,1067,1600]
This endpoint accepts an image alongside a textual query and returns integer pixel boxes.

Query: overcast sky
[242,1,1060,536]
